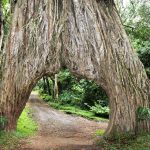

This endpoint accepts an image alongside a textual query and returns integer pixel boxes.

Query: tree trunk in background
[42,77,47,94]
[51,78,55,99]
[0,0,149,137]
[45,77,51,96]
[43,76,51,95]
[54,74,59,101]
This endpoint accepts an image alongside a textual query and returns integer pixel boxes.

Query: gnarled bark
[0,0,150,137]
[0,1,3,51]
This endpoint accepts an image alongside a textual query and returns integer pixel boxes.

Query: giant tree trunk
[0,0,149,137]
[0,1,3,50]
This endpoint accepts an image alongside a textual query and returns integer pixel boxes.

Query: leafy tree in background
[37,69,109,108]
[117,0,150,77]
[57,70,109,108]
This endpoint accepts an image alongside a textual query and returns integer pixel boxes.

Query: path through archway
[20,90,108,149]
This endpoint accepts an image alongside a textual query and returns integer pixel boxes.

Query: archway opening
[18,69,109,149]
[34,69,109,120]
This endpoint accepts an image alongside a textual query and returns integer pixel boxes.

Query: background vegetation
[119,0,150,77]
[35,70,109,119]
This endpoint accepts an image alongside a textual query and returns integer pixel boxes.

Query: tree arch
[0,0,150,137]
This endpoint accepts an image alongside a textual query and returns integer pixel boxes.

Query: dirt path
[20,93,108,150]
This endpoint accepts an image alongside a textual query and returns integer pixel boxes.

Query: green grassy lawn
[47,101,108,122]
[0,107,38,150]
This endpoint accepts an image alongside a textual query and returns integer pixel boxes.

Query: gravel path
[20,93,108,150]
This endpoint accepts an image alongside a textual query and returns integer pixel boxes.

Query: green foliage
[2,0,12,36]
[57,70,109,108]
[0,116,7,130]
[117,0,150,78]
[95,129,105,136]
[59,90,82,106]
[120,0,150,40]
[0,107,38,149]
[136,41,150,78]
[36,69,109,121]
[47,101,108,122]
[81,80,109,107]
[87,101,109,118]
[58,70,73,88]
[17,107,38,137]
[37,69,109,109]
[0,131,21,150]
[58,70,85,106]
[137,106,150,120]
[41,94,53,102]
[99,134,150,150]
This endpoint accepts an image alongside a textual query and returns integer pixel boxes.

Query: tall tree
[0,0,149,137]
[54,74,59,101]
[0,0,3,50]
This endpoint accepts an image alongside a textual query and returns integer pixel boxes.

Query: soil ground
[20,93,108,150]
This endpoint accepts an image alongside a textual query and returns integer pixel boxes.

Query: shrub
[86,101,109,118]
[136,41,150,78]
[41,94,53,102]
[59,90,82,106]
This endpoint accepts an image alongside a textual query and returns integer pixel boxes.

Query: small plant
[95,129,105,136]
[137,106,150,120]
[85,101,109,118]
[41,94,53,102]
[59,91,82,106]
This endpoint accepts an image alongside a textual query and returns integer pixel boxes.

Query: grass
[17,107,38,137]
[37,90,108,122]
[47,101,108,122]
[94,130,150,150]
[95,129,105,136]
[0,107,38,150]
[97,133,150,150]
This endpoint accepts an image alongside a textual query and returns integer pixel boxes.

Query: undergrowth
[94,130,150,150]
[97,133,150,150]
[38,91,108,122]
[47,101,108,122]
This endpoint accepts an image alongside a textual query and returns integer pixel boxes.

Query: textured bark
[54,74,59,101]
[10,0,17,13]
[0,1,3,50]
[0,0,150,137]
